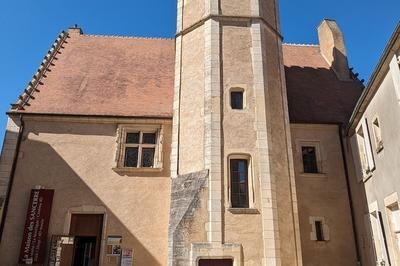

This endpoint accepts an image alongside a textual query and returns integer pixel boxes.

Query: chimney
[68,24,83,37]
[318,19,351,81]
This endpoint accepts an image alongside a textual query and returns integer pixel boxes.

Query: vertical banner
[19,189,54,265]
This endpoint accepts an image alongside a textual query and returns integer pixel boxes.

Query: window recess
[310,217,329,242]
[115,125,163,171]
[356,118,375,179]
[372,116,384,153]
[229,88,245,110]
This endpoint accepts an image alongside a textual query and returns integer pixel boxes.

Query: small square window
[231,91,244,110]
[302,146,319,173]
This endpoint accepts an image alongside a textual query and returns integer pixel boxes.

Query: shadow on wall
[0,121,169,266]
[284,46,374,265]
[285,62,363,124]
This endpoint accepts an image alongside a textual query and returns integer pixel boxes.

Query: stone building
[0,0,383,265]
[346,23,400,266]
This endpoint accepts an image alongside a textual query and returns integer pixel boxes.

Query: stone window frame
[384,193,400,263]
[369,201,389,265]
[226,154,257,213]
[114,124,164,172]
[309,216,330,242]
[228,85,247,112]
[296,140,327,178]
[372,115,384,154]
[356,119,375,181]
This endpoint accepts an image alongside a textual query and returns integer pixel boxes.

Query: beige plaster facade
[291,124,358,266]
[0,116,172,266]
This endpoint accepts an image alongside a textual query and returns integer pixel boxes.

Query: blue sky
[0,0,398,141]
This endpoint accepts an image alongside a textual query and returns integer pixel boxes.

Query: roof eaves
[10,31,70,112]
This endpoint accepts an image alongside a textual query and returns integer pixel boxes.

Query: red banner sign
[19,189,54,265]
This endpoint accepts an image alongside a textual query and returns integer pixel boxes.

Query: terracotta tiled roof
[283,44,364,124]
[11,32,362,124]
[11,32,175,118]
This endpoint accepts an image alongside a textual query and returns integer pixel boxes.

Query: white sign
[120,248,133,266]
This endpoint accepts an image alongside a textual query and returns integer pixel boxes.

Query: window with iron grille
[302,146,319,173]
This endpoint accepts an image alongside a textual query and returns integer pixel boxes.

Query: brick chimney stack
[318,19,351,81]
[68,24,83,37]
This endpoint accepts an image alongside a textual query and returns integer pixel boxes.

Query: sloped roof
[10,30,363,125]
[11,31,175,118]
[283,44,364,124]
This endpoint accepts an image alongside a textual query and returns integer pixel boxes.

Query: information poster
[18,189,54,265]
[120,248,133,266]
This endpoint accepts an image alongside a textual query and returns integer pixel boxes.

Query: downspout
[0,115,24,242]
[338,124,361,265]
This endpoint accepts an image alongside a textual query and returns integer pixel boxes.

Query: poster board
[48,235,74,266]
[120,248,133,266]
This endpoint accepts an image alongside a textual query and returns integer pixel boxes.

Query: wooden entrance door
[69,214,103,266]
[198,259,233,266]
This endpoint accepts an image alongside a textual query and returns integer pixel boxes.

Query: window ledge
[228,208,260,215]
[313,240,329,243]
[112,167,163,174]
[299,173,327,178]
[362,172,373,183]
[376,144,384,154]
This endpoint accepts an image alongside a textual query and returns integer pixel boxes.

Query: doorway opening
[69,214,104,266]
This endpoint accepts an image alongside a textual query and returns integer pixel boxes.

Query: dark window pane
[315,221,325,241]
[302,146,319,173]
[141,148,155,167]
[142,133,156,144]
[230,159,249,208]
[231,194,240,208]
[124,147,138,167]
[239,194,249,208]
[126,133,140,144]
[231,91,243,110]
[230,172,240,183]
[239,183,247,193]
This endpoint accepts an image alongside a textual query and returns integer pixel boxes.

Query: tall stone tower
[169,0,303,265]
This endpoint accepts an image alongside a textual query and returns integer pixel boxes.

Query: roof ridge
[11,31,70,111]
[83,34,174,41]
[283,43,319,47]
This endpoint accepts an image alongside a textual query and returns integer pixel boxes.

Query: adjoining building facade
[1,0,395,265]
[347,24,400,266]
